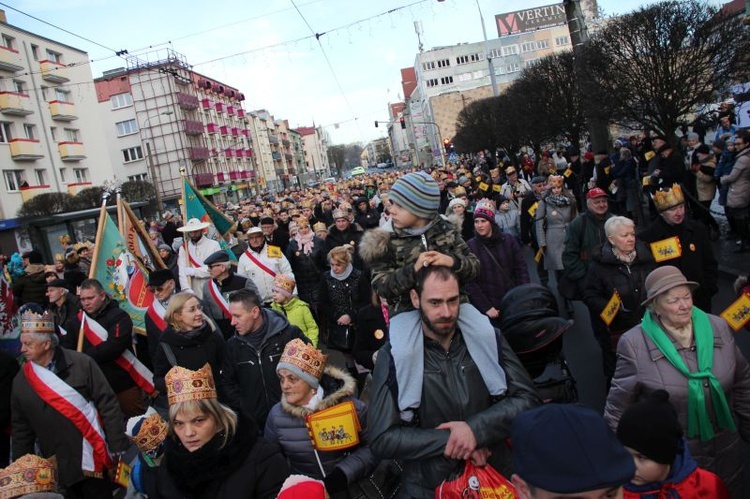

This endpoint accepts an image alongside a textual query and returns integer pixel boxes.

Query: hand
[486,308,500,319]
[436,421,477,460]
[337,314,352,325]
[470,448,492,466]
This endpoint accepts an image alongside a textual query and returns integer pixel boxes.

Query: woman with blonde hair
[157,364,289,498]
[535,174,577,282]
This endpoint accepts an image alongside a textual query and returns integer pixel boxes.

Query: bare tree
[579,0,750,142]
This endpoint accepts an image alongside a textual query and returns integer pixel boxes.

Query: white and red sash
[187,249,203,268]
[24,361,113,474]
[80,313,156,395]
[243,249,276,278]
[146,300,168,333]
[207,280,231,319]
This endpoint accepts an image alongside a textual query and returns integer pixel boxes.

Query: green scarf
[641,308,736,441]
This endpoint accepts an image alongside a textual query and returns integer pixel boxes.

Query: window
[55,88,69,102]
[116,119,138,136]
[46,50,61,63]
[3,170,24,191]
[472,70,485,79]
[64,128,79,142]
[422,61,436,71]
[73,168,88,183]
[440,76,454,85]
[470,53,482,62]
[456,55,468,65]
[50,127,57,141]
[487,49,502,59]
[502,45,519,56]
[437,59,450,68]
[555,36,570,46]
[13,80,24,93]
[0,122,11,142]
[30,44,39,61]
[525,58,539,67]
[506,63,521,73]
[1,35,14,50]
[23,124,35,140]
[40,86,49,100]
[536,39,550,50]
[458,72,473,82]
[59,168,66,183]
[110,93,133,109]
[35,169,46,185]
[426,78,439,88]
[128,173,148,182]
[521,42,536,53]
[122,146,144,163]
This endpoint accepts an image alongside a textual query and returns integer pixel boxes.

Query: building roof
[295,126,317,136]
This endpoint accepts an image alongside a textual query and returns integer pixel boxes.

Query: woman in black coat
[584,215,655,385]
[285,217,327,312]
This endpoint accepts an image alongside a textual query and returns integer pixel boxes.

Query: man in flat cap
[202,250,259,339]
[45,278,79,338]
[144,269,178,368]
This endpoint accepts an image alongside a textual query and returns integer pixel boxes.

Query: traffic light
[400,117,406,129]
[443,138,451,153]
[374,121,378,128]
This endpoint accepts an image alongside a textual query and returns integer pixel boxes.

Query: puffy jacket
[368,330,540,498]
[325,223,365,269]
[561,211,613,281]
[220,309,308,429]
[604,314,750,497]
[721,147,750,209]
[318,267,371,333]
[264,366,375,483]
[12,264,47,307]
[285,236,327,307]
[271,297,319,347]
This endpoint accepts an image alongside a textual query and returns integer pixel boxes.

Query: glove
[323,468,348,495]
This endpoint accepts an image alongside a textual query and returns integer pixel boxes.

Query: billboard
[495,3,567,37]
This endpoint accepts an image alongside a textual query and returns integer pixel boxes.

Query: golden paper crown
[651,183,684,212]
[300,200,313,209]
[313,221,327,233]
[20,311,55,334]
[128,413,168,452]
[296,216,310,229]
[165,364,216,405]
[278,339,326,381]
[548,175,564,189]
[273,274,296,294]
[0,454,57,499]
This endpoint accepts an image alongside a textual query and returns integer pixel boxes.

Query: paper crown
[165,364,217,405]
[296,216,310,229]
[313,221,327,233]
[0,454,57,499]
[20,311,55,334]
[279,339,326,382]
[127,409,168,453]
[548,175,564,189]
[273,274,296,294]
[651,184,684,212]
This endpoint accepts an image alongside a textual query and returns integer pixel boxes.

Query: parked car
[350,167,366,176]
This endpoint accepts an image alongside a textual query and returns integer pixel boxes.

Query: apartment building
[296,125,331,182]
[0,10,114,219]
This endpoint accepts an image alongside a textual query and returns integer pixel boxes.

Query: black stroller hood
[501,316,573,355]
[499,283,559,330]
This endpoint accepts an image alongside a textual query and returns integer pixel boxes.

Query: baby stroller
[498,283,578,404]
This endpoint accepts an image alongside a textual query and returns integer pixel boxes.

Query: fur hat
[617,390,683,465]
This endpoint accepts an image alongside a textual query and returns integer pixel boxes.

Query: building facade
[296,125,331,181]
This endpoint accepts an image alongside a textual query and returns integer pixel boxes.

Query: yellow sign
[721,294,750,331]
[492,184,502,192]
[642,176,652,187]
[267,245,282,258]
[645,150,656,162]
[604,166,611,175]
[563,168,573,178]
[650,237,682,263]
[306,401,361,451]
[479,182,489,192]
[534,248,544,263]
[528,202,538,218]
[475,176,482,182]
[600,290,622,326]
[114,459,131,488]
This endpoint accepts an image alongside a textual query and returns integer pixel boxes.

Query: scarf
[612,246,636,265]
[330,263,353,281]
[294,230,315,256]
[545,193,570,207]
[641,308,735,441]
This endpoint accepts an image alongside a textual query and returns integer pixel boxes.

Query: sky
[2,0,726,145]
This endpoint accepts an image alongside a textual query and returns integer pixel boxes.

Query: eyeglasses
[147,284,169,292]
[182,304,203,313]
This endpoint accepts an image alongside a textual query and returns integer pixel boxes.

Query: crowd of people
[0,122,749,499]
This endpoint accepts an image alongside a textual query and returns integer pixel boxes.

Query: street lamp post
[141,111,174,213]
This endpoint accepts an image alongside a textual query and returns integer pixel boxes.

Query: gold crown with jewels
[20,311,55,334]
[651,183,684,212]
[0,454,57,499]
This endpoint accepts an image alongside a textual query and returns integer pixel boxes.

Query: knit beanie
[473,199,496,222]
[616,390,683,464]
[388,172,440,219]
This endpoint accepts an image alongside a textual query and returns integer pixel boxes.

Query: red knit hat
[277,475,326,498]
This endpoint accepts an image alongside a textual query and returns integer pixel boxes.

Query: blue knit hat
[388,172,440,219]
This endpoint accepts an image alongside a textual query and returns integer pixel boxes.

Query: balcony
[215,102,224,113]
[0,46,23,72]
[219,125,229,136]
[244,149,254,158]
[282,138,290,147]
[229,170,242,180]
[237,109,245,118]
[216,171,230,183]
[206,123,218,134]
[235,148,244,158]
[58,141,86,161]
[224,148,236,159]
[194,172,214,187]
[20,185,52,202]
[183,119,203,136]
[231,127,239,137]
[271,152,281,161]
[285,152,293,161]
[268,135,279,144]
[39,60,69,83]
[227,105,235,116]
[9,139,43,160]
[0,92,33,115]
[49,100,77,121]
[177,92,199,110]
[201,98,213,110]
[189,147,210,161]
[67,182,92,195]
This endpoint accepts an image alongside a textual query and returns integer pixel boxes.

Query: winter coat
[220,309,308,429]
[0,350,18,431]
[466,228,530,315]
[237,243,295,304]
[535,195,577,271]
[638,217,718,313]
[584,241,655,341]
[622,440,730,499]
[355,207,381,230]
[161,221,179,248]
[201,272,258,340]
[494,209,520,239]
[286,236,327,307]
[264,366,375,483]
[561,211,613,281]
[163,251,181,291]
[446,213,474,243]
[604,314,750,497]
[359,217,479,316]
[63,297,136,394]
[11,348,128,488]
[318,268,371,333]
[271,296,319,347]
[152,320,225,395]
[721,147,750,209]
[652,149,686,188]
[178,236,222,298]
[12,264,47,307]
[352,304,388,371]
[47,292,80,338]
[325,224,365,270]
[368,330,541,499]
[157,417,289,499]
[519,191,543,247]
[694,158,717,203]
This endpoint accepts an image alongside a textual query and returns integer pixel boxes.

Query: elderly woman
[583,216,654,385]
[153,292,226,409]
[604,266,750,496]
[535,175,577,281]
[264,339,375,498]
[157,364,289,498]
[446,197,473,242]
[286,216,327,313]
[466,200,530,327]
